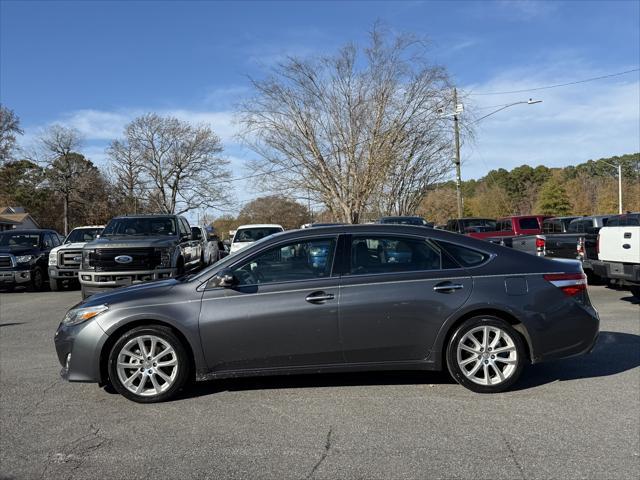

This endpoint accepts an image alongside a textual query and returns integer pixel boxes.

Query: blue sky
[2,0,639,217]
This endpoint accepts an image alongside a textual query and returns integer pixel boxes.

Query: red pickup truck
[466,215,552,240]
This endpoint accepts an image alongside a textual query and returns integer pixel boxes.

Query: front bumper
[0,269,31,285]
[79,268,176,289]
[49,266,79,279]
[591,260,640,285]
[54,318,109,383]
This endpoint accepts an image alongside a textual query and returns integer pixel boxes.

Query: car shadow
[174,331,639,400]
[620,295,639,305]
[512,331,640,390]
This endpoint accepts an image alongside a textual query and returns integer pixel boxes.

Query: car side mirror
[212,270,237,288]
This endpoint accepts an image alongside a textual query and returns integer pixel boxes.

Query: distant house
[0,207,40,231]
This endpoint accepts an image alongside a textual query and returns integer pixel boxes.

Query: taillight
[543,272,587,297]
[577,238,585,259]
[535,236,546,256]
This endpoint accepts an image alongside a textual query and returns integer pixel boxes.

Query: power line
[469,68,639,96]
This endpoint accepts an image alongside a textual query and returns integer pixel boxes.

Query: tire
[1,285,15,293]
[50,278,61,291]
[31,267,45,291]
[630,285,640,300]
[107,325,189,403]
[176,259,185,277]
[446,316,526,393]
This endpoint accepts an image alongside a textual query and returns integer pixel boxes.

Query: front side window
[230,237,336,286]
[350,236,444,275]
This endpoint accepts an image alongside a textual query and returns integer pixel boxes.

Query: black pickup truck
[0,229,63,291]
[78,214,203,299]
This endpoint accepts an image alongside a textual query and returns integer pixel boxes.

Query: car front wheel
[107,325,189,403]
[446,316,525,393]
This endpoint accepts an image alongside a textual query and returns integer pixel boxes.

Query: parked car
[590,213,640,299]
[467,215,551,241]
[378,216,432,226]
[0,229,62,291]
[445,218,496,234]
[190,225,222,265]
[54,224,599,403]
[48,225,104,291]
[229,224,284,254]
[78,214,202,299]
[574,215,614,277]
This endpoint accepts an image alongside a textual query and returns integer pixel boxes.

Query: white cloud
[461,62,640,179]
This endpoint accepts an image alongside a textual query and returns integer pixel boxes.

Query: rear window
[519,218,540,230]
[436,241,490,268]
[234,227,283,242]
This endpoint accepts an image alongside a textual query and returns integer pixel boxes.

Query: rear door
[338,234,473,363]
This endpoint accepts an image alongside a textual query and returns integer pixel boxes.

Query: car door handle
[433,282,464,293]
[305,292,335,303]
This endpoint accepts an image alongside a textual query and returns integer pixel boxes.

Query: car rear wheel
[446,316,525,393]
[31,267,45,291]
[107,325,189,403]
[630,285,640,300]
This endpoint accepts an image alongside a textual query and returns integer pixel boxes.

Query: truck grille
[0,255,13,269]
[59,250,83,267]
[91,248,162,271]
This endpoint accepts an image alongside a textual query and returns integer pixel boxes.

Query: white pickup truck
[591,213,640,299]
[48,225,104,291]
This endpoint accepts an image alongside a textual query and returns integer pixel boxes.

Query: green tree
[536,178,572,216]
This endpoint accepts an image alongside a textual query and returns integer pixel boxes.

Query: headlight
[49,252,58,266]
[82,249,95,270]
[62,304,108,327]
[156,247,172,268]
[15,255,34,264]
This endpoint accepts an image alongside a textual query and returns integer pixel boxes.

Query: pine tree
[536,178,572,215]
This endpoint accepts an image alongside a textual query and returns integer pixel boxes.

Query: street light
[600,160,623,214]
[440,90,543,217]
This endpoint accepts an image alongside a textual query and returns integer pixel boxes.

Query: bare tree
[239,26,457,223]
[39,125,95,234]
[110,114,232,214]
[107,139,145,214]
[0,105,24,163]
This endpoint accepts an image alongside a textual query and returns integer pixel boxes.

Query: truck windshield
[65,228,102,243]
[102,218,177,236]
[0,232,40,247]
[234,227,282,242]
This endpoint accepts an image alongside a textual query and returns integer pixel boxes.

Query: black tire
[1,284,15,292]
[31,267,45,291]
[107,325,190,403]
[630,285,640,300]
[176,259,185,277]
[446,316,526,393]
[50,278,61,291]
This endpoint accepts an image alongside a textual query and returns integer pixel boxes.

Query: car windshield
[101,217,177,236]
[65,228,102,243]
[234,227,282,242]
[0,232,40,247]
[380,217,425,225]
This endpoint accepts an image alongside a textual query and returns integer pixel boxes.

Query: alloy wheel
[456,325,518,386]
[116,335,179,397]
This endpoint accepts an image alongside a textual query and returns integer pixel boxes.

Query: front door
[198,236,342,372]
[339,234,472,364]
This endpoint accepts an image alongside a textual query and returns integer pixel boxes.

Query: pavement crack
[502,433,527,480]
[305,427,333,479]
[28,379,59,416]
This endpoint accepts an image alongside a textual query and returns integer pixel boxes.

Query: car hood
[84,236,178,249]
[82,278,180,307]
[0,245,39,256]
[51,242,87,255]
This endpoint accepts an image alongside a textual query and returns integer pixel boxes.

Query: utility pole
[453,88,463,218]
[617,163,623,214]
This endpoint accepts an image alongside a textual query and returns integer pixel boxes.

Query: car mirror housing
[212,270,237,288]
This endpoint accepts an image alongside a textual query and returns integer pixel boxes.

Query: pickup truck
[0,229,63,291]
[466,215,551,241]
[590,213,640,299]
[48,225,103,290]
[79,214,202,299]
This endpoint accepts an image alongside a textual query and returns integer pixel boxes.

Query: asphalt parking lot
[0,285,638,480]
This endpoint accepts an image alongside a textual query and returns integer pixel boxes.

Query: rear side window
[436,241,490,268]
[350,236,444,275]
[519,218,540,230]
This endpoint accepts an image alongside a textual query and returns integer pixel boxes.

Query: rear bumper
[591,260,640,285]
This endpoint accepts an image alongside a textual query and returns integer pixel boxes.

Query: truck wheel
[31,267,45,291]
[50,278,61,291]
[630,285,640,300]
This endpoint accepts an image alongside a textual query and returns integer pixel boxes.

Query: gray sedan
[54,225,599,403]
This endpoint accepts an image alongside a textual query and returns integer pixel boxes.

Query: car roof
[113,214,179,219]
[71,225,105,229]
[236,224,284,229]
[0,229,55,234]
